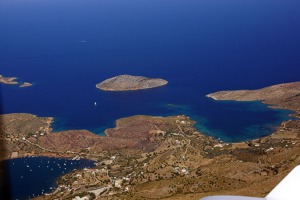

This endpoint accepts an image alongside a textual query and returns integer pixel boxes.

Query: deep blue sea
[1,0,300,142]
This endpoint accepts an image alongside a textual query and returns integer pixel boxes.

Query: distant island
[96,74,168,91]
[0,74,33,87]
[19,82,33,87]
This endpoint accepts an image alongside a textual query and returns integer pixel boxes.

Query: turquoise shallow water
[160,100,292,142]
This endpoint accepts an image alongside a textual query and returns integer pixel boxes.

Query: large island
[1,81,300,200]
[96,74,168,91]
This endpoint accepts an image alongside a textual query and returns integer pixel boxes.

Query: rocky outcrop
[96,74,168,91]
[0,74,33,87]
[0,75,18,85]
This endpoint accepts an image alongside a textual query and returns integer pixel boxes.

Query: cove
[0,157,95,200]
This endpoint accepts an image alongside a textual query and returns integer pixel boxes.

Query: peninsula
[96,74,168,91]
[2,81,300,200]
[206,81,300,111]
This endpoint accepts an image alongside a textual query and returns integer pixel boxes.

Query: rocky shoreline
[96,74,168,91]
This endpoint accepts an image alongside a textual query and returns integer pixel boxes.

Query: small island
[0,75,18,85]
[0,74,33,87]
[19,82,33,88]
[96,74,168,91]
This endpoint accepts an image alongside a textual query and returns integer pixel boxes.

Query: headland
[96,74,168,91]
[206,81,300,111]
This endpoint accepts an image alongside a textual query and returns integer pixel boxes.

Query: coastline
[3,113,300,199]
[2,81,300,199]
